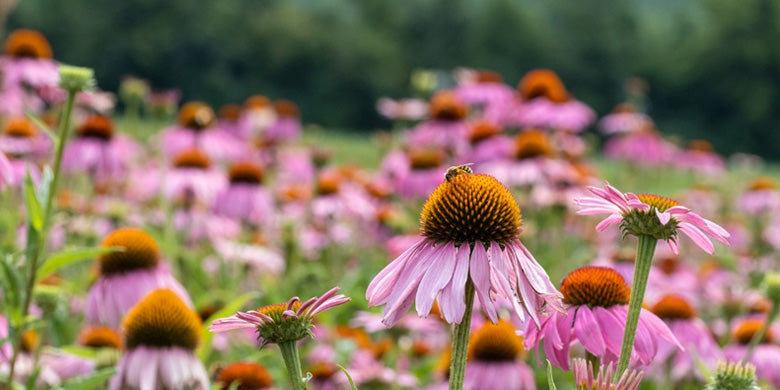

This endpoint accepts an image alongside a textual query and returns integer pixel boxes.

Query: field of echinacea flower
[1,28,780,390]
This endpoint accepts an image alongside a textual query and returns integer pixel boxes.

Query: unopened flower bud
[59,65,95,92]
[706,361,760,390]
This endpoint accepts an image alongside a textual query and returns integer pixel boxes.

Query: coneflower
[217,362,274,390]
[109,289,209,390]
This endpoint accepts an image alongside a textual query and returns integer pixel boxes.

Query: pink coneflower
[0,117,51,159]
[479,129,557,187]
[0,29,59,115]
[463,320,536,390]
[572,358,644,390]
[85,228,193,329]
[649,294,722,380]
[380,148,448,200]
[673,140,725,175]
[161,101,247,162]
[217,362,274,390]
[598,103,653,135]
[264,99,302,143]
[736,177,780,217]
[162,149,227,206]
[376,97,428,121]
[404,90,469,154]
[212,161,274,226]
[723,318,780,387]
[209,287,350,345]
[575,182,730,255]
[367,168,562,326]
[61,114,140,184]
[459,120,512,164]
[522,266,681,370]
[454,70,516,109]
[0,152,16,190]
[603,130,678,167]
[109,289,209,390]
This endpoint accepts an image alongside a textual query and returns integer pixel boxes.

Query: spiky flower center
[3,29,52,59]
[518,69,570,103]
[476,70,503,84]
[218,362,273,390]
[244,95,270,109]
[177,102,215,130]
[173,149,211,169]
[560,267,631,307]
[408,148,445,170]
[80,326,121,349]
[429,90,467,121]
[219,104,242,122]
[734,319,773,345]
[123,289,201,350]
[469,120,499,144]
[21,330,38,353]
[657,258,679,275]
[4,117,36,138]
[621,194,680,240]
[612,103,638,114]
[78,115,114,141]
[316,172,341,195]
[515,129,553,160]
[308,362,337,380]
[420,173,521,245]
[637,194,678,212]
[253,301,312,345]
[98,228,160,275]
[228,162,264,185]
[274,99,300,118]
[749,177,777,191]
[468,320,524,362]
[650,295,696,320]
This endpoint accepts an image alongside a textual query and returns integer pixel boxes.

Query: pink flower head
[209,287,351,346]
[522,267,682,370]
[367,170,563,327]
[85,228,192,329]
[575,182,730,255]
[109,290,209,390]
[463,320,537,390]
[572,358,644,390]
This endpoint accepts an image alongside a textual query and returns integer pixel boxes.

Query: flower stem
[279,340,306,390]
[741,303,779,364]
[5,89,78,387]
[615,234,657,378]
[449,278,475,390]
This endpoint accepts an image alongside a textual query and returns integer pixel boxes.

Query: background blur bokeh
[6,0,780,158]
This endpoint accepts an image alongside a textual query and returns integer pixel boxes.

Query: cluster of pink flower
[1,28,779,390]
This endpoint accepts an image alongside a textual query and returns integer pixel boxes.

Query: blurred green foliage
[8,0,779,158]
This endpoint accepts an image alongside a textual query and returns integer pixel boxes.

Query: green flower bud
[59,65,95,92]
[706,361,760,390]
[761,271,780,305]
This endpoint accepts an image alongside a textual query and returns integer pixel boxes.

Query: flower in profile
[649,294,722,380]
[212,161,274,226]
[598,103,653,135]
[109,289,209,390]
[162,148,227,206]
[264,99,302,143]
[0,116,51,158]
[209,287,350,345]
[518,69,570,103]
[79,326,122,350]
[367,167,562,326]
[161,101,247,162]
[62,114,140,184]
[575,182,730,254]
[0,29,59,115]
[522,267,681,370]
[217,362,274,390]
[572,358,643,390]
[723,317,780,387]
[86,228,193,329]
[736,177,780,217]
[463,320,536,390]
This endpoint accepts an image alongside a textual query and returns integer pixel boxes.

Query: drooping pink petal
[573,306,606,356]
[415,243,457,317]
[440,244,471,323]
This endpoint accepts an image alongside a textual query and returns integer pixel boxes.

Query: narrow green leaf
[0,257,23,314]
[547,360,557,390]
[197,292,258,360]
[23,170,43,232]
[37,246,123,282]
[25,112,58,144]
[60,368,116,390]
[36,166,53,205]
[336,364,357,390]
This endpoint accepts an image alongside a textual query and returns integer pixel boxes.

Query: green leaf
[58,345,98,359]
[197,291,258,360]
[25,112,58,144]
[59,368,116,390]
[0,256,24,320]
[23,170,43,232]
[336,364,357,390]
[547,360,557,390]
[37,246,123,282]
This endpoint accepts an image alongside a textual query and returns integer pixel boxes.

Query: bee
[445,163,474,182]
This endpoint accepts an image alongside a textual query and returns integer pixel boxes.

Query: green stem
[5,90,77,387]
[615,234,657,378]
[279,340,306,390]
[449,278,475,390]
[741,304,779,364]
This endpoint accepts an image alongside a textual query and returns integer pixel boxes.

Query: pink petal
[440,244,471,323]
